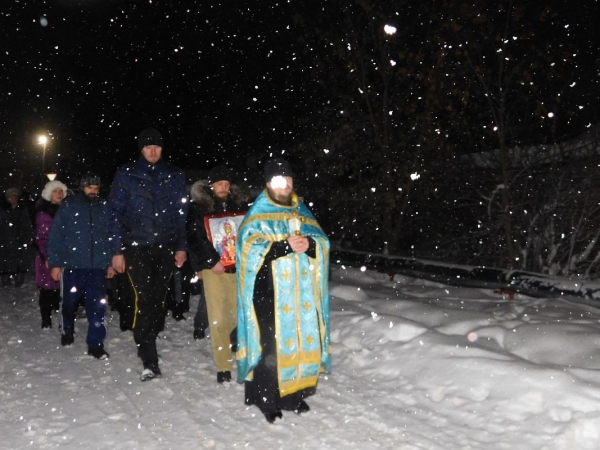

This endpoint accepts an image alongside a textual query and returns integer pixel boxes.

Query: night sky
[3,1,315,190]
[2,0,599,193]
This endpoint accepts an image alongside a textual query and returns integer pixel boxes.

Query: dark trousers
[165,260,192,318]
[61,268,107,349]
[193,280,208,332]
[124,246,174,367]
[39,288,60,325]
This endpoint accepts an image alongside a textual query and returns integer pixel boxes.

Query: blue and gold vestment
[236,189,331,396]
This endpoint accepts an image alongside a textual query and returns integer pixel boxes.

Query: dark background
[2,1,598,189]
[2,1,599,267]
[2,1,319,190]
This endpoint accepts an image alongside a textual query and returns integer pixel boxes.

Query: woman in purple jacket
[35,180,68,328]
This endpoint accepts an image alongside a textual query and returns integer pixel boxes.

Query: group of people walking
[0,128,331,423]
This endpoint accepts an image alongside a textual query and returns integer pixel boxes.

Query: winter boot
[217,371,232,383]
[61,334,74,346]
[263,409,283,424]
[88,348,109,360]
[140,363,162,381]
[1,275,11,287]
[193,328,205,340]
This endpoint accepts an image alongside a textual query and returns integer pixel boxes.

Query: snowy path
[3,266,600,449]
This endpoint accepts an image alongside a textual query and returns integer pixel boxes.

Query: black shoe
[88,348,109,360]
[41,318,52,329]
[172,312,186,321]
[281,397,311,414]
[193,328,205,340]
[61,334,74,346]
[263,409,283,424]
[294,400,310,414]
[217,371,232,383]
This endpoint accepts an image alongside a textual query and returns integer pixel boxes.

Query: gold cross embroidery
[283,303,292,315]
[281,269,291,281]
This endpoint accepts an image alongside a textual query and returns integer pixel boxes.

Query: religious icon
[204,212,246,269]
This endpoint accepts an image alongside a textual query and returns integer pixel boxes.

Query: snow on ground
[3,265,600,449]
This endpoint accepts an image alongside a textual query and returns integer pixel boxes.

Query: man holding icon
[235,157,331,423]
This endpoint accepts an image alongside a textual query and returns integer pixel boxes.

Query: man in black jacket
[187,165,246,383]
[108,128,188,381]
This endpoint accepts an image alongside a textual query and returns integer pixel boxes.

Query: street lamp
[38,135,48,175]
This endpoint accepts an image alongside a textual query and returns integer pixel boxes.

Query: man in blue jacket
[48,173,114,360]
[108,128,188,381]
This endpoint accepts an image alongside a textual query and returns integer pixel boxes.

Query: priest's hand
[288,235,309,254]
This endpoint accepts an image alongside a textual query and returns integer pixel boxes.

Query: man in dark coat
[187,166,246,383]
[108,128,188,381]
[48,173,114,359]
[0,187,33,287]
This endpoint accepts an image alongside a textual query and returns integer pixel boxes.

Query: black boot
[61,334,74,346]
[193,328,205,340]
[1,275,10,287]
[217,371,231,383]
[263,409,283,424]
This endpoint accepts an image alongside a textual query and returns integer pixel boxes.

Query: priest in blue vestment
[236,157,331,423]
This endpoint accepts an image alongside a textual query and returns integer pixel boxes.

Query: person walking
[0,187,34,287]
[108,128,188,381]
[48,173,114,359]
[35,180,68,328]
[236,157,331,423]
[187,166,246,383]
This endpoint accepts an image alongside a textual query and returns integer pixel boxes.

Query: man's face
[50,188,64,205]
[211,180,230,201]
[141,145,162,164]
[83,185,100,200]
[267,176,293,205]
[6,194,18,206]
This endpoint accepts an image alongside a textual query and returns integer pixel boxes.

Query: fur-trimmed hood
[189,179,245,213]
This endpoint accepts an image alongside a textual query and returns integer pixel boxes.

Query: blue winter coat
[47,192,112,269]
[107,156,188,254]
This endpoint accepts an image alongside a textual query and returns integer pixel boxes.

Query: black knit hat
[264,157,294,181]
[207,165,232,184]
[137,128,163,150]
[79,172,101,189]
